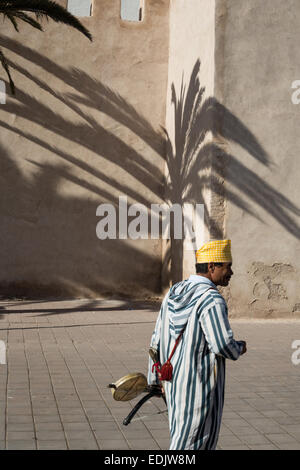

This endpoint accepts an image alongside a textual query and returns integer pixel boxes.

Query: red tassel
[160,360,173,381]
[151,322,191,382]
[152,362,160,374]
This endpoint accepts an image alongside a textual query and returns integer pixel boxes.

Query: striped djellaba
[148,275,244,450]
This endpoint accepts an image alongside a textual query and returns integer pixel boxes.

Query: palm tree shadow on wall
[163,60,300,282]
[0,36,299,299]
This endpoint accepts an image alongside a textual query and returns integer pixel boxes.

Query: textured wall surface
[0,0,299,316]
[0,0,169,299]
[215,0,300,317]
[163,0,216,286]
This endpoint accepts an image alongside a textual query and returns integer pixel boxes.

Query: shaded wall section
[0,0,170,299]
[215,0,300,317]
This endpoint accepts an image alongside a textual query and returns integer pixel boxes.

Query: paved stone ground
[0,299,300,450]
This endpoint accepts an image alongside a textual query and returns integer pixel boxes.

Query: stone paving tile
[280,425,300,437]
[121,428,154,440]
[239,434,273,445]
[276,443,300,450]
[222,418,250,428]
[7,431,35,440]
[7,423,35,432]
[248,444,278,450]
[245,418,285,433]
[97,439,131,450]
[36,422,65,433]
[273,416,300,426]
[219,444,251,450]
[6,440,37,450]
[86,414,113,423]
[37,441,68,450]
[33,415,61,423]
[260,410,290,419]
[265,433,300,445]
[63,422,92,431]
[93,429,125,440]
[7,415,34,424]
[286,409,300,417]
[218,435,245,447]
[236,412,264,421]
[127,438,160,450]
[158,438,171,450]
[36,430,66,441]
[67,439,99,450]
[225,425,262,436]
[219,426,236,437]
[60,414,87,423]
[143,421,169,431]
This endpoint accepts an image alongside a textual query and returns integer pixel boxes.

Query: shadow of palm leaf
[0,38,299,298]
[163,59,300,281]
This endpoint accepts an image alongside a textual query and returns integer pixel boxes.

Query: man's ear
[208,262,215,273]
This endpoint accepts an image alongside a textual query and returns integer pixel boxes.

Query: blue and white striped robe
[148,275,244,450]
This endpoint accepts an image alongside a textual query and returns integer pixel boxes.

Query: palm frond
[0,0,92,94]
[4,13,19,31]
[0,0,92,41]
[13,11,43,30]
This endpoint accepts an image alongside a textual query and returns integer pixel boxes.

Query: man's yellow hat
[196,239,232,263]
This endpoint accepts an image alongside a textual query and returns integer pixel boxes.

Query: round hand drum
[108,373,148,402]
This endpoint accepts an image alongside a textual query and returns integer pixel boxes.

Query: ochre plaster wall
[0,0,170,299]
[163,0,216,287]
[215,0,300,317]
[1,0,299,317]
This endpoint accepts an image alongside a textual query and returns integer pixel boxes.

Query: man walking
[148,240,247,450]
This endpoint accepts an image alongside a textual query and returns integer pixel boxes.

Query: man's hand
[239,341,247,355]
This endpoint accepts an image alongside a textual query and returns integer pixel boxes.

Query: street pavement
[0,299,300,450]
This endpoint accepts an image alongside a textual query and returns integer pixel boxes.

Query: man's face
[210,262,233,286]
